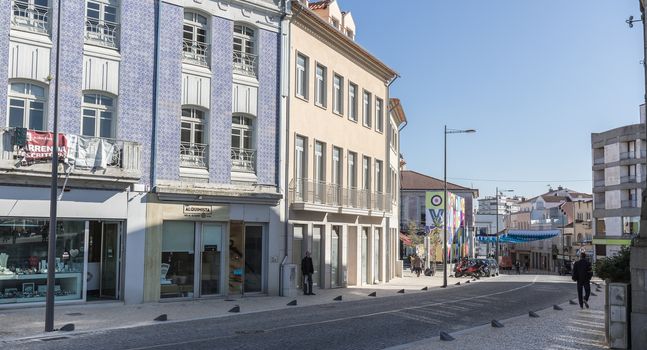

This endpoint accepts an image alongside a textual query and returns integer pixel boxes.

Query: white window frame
[332,146,342,186]
[233,23,257,77]
[84,0,119,49]
[362,90,372,128]
[362,156,371,190]
[11,0,50,34]
[295,135,307,181]
[296,53,309,99]
[180,106,208,169]
[375,97,383,132]
[375,160,383,193]
[82,92,116,138]
[314,141,325,183]
[183,11,209,67]
[315,63,327,108]
[7,81,47,131]
[231,114,256,173]
[348,151,357,189]
[348,82,357,122]
[333,74,343,115]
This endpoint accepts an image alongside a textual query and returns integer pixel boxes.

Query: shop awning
[477,229,560,243]
[399,232,413,246]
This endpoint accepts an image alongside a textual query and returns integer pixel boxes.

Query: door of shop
[228,223,265,295]
[88,221,121,300]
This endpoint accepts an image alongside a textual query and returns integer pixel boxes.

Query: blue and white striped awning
[477,229,560,243]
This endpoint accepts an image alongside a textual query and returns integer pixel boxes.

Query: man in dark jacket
[572,252,593,309]
[301,251,315,295]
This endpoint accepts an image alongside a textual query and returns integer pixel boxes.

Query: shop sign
[23,130,69,161]
[183,205,214,217]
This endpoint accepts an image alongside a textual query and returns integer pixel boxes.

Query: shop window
[0,219,85,305]
[161,221,195,298]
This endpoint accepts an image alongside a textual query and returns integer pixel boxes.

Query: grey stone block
[631,312,647,349]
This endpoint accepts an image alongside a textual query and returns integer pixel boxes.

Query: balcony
[0,127,141,187]
[183,39,209,67]
[233,51,257,78]
[620,175,637,184]
[85,18,119,49]
[180,142,208,169]
[621,199,638,208]
[231,147,255,173]
[11,0,49,34]
[620,151,636,160]
[289,178,392,214]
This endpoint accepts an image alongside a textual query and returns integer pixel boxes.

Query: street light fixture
[443,126,476,288]
[495,188,514,266]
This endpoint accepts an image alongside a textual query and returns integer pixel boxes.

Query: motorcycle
[454,259,483,278]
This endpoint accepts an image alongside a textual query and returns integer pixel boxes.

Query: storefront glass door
[331,226,340,287]
[361,227,368,285]
[292,225,304,290]
[312,225,322,286]
[373,228,380,283]
[201,224,223,296]
[244,226,263,293]
[100,223,120,299]
[228,222,245,295]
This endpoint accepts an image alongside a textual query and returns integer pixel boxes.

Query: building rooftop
[401,170,478,196]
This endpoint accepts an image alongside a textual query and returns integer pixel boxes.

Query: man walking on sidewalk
[572,251,593,309]
[301,251,315,295]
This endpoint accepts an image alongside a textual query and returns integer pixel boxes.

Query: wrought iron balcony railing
[180,142,208,169]
[233,51,257,77]
[85,18,119,49]
[289,178,392,213]
[231,147,256,172]
[11,0,49,34]
[183,39,209,67]
[0,127,141,180]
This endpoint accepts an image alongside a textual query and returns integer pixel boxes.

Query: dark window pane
[9,105,24,128]
[83,117,96,136]
[100,119,112,138]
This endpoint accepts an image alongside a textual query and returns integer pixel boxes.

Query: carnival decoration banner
[425,191,466,261]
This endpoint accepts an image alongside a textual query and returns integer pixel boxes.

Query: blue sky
[341,0,644,199]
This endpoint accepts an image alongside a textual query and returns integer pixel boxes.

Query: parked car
[488,258,499,276]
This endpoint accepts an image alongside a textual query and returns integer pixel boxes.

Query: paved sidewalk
[0,271,454,343]
[389,281,608,350]
[0,273,609,350]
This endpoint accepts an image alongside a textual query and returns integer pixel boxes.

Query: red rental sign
[23,130,68,161]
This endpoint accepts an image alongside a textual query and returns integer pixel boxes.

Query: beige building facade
[286,0,399,291]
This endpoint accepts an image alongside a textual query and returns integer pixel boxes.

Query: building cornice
[291,0,397,84]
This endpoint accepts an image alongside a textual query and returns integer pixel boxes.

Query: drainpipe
[384,74,398,280]
[278,0,292,296]
[150,0,162,188]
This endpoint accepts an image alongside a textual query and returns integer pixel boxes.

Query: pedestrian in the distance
[515,260,521,275]
[301,251,315,295]
[412,255,423,277]
[572,252,593,309]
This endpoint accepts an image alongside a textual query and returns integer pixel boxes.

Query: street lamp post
[443,125,476,288]
[45,0,63,333]
[495,188,513,265]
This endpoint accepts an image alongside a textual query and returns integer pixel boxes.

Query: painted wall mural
[425,191,467,262]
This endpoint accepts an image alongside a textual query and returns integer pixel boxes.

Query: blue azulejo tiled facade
[256,28,281,186]
[0,0,286,306]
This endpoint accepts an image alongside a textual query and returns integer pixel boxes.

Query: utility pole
[45,0,63,333]
[631,1,647,347]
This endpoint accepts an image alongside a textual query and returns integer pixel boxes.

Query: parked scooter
[454,258,483,278]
